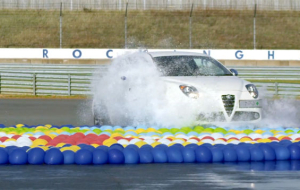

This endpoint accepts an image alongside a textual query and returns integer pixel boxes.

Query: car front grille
[222,94,235,117]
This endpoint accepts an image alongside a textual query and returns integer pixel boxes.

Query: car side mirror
[230,69,238,76]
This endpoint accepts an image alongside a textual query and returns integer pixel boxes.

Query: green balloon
[285,130,294,134]
[61,127,70,131]
[203,128,214,133]
[170,128,180,134]
[158,128,170,133]
[243,129,254,135]
[214,128,227,134]
[93,129,102,134]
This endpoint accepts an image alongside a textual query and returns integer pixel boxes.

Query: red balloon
[12,135,21,140]
[0,137,8,142]
[202,136,215,141]
[38,135,52,142]
[29,137,36,141]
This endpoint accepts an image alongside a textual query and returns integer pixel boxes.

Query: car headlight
[179,85,199,99]
[245,84,259,99]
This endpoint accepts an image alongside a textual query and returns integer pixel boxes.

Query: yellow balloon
[56,143,66,147]
[32,139,48,146]
[151,142,161,147]
[135,141,147,148]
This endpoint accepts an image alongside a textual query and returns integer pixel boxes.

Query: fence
[1,0,300,11]
[0,4,300,49]
[0,64,299,97]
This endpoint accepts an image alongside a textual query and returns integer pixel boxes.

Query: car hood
[162,76,248,92]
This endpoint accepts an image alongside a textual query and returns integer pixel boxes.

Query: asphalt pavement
[0,99,93,127]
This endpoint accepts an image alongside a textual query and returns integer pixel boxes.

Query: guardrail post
[68,74,71,96]
[275,82,278,95]
[33,73,36,95]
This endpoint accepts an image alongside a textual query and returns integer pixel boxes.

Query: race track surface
[0,99,93,126]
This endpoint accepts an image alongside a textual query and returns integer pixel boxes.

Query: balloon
[139,149,153,164]
[152,147,167,163]
[28,148,44,165]
[0,148,8,164]
[223,148,237,162]
[75,149,93,165]
[108,149,124,164]
[235,146,251,162]
[287,144,300,160]
[9,148,27,165]
[93,149,108,165]
[274,145,290,160]
[259,144,276,161]
[63,150,75,164]
[250,147,264,161]
[123,147,139,164]
[210,147,224,162]
[181,147,196,163]
[44,148,63,165]
[166,147,183,163]
[195,146,212,163]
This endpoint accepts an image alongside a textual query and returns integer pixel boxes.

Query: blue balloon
[170,144,184,149]
[223,148,237,162]
[235,146,251,162]
[123,148,139,164]
[181,147,195,163]
[195,146,212,163]
[0,148,8,164]
[44,148,63,165]
[152,147,167,163]
[139,149,153,164]
[63,150,75,164]
[82,146,95,152]
[287,144,300,160]
[185,144,198,150]
[5,146,18,154]
[250,147,264,161]
[77,144,89,148]
[20,146,30,152]
[109,144,124,151]
[9,148,27,165]
[75,149,93,165]
[274,145,291,160]
[27,148,44,165]
[108,149,124,164]
[125,144,139,151]
[259,144,276,161]
[140,144,153,151]
[96,145,109,152]
[93,149,108,165]
[166,147,183,163]
[155,144,168,150]
[211,147,224,162]
[279,140,292,146]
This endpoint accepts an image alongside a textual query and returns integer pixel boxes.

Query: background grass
[0,9,300,49]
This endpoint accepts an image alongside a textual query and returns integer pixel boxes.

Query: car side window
[194,57,225,75]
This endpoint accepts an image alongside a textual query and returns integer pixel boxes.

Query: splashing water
[91,52,300,128]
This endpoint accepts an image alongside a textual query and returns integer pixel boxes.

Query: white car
[92,51,261,126]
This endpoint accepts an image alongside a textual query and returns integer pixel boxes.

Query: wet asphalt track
[0,99,94,127]
[1,98,300,190]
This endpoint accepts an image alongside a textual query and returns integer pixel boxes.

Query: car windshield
[152,55,233,76]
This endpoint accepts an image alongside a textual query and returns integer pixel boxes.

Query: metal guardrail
[0,64,299,96]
